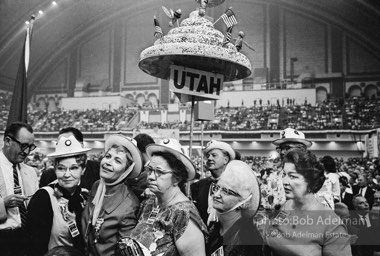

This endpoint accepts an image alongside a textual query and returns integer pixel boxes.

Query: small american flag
[154,16,163,38]
[223,26,233,46]
[220,8,238,28]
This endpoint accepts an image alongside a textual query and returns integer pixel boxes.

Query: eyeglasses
[145,165,173,178]
[56,164,81,174]
[211,183,241,197]
[276,145,292,152]
[7,135,37,152]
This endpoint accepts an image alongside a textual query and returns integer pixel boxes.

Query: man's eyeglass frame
[7,135,37,152]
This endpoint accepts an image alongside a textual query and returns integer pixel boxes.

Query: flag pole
[187,95,195,197]
[212,16,221,26]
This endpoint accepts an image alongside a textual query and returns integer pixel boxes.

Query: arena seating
[0,94,378,132]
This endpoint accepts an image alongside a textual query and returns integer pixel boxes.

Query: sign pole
[200,120,204,178]
[187,96,195,197]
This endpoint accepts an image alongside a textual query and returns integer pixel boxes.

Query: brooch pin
[149,229,164,252]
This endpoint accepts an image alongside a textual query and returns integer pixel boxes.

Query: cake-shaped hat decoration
[139,2,252,82]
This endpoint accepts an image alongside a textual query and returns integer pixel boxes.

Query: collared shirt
[0,151,24,229]
[359,186,367,197]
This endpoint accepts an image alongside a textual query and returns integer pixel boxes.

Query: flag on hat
[153,16,163,38]
[220,8,238,28]
[223,26,233,46]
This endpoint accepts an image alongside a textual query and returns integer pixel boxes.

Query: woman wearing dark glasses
[116,138,207,256]
[207,160,262,256]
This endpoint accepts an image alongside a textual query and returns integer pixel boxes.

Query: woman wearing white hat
[82,134,143,256]
[207,160,262,256]
[26,135,92,256]
[116,138,207,256]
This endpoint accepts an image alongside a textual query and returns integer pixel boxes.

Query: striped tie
[13,164,27,228]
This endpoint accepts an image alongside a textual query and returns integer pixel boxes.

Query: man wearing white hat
[272,127,312,160]
[190,140,236,225]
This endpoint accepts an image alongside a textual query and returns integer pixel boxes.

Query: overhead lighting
[52,1,57,5]
[39,10,44,15]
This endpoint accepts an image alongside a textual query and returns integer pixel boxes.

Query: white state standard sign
[169,65,224,100]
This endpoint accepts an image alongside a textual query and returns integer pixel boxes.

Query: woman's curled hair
[283,150,325,193]
[54,154,87,169]
[151,151,188,190]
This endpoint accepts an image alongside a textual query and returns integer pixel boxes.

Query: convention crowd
[0,93,379,132]
[1,122,380,256]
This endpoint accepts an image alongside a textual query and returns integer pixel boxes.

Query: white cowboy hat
[203,140,236,160]
[105,134,143,179]
[47,135,91,159]
[272,128,312,147]
[146,138,196,181]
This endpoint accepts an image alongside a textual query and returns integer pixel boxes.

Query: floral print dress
[127,196,208,256]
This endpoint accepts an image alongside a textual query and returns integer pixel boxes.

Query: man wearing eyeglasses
[0,122,39,256]
[190,140,236,226]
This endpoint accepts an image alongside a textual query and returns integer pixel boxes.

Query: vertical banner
[7,16,35,127]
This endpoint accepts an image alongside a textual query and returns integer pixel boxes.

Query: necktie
[360,215,365,226]
[13,164,27,228]
[362,214,371,228]
[359,188,363,196]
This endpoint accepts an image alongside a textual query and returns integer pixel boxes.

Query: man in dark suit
[350,195,379,256]
[190,140,235,225]
[352,174,375,209]
[39,127,100,191]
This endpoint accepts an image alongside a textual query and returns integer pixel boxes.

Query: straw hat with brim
[146,138,196,181]
[47,135,91,159]
[105,134,143,179]
[203,140,236,160]
[272,128,312,147]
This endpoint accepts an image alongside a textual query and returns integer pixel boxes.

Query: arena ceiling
[1,0,380,95]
